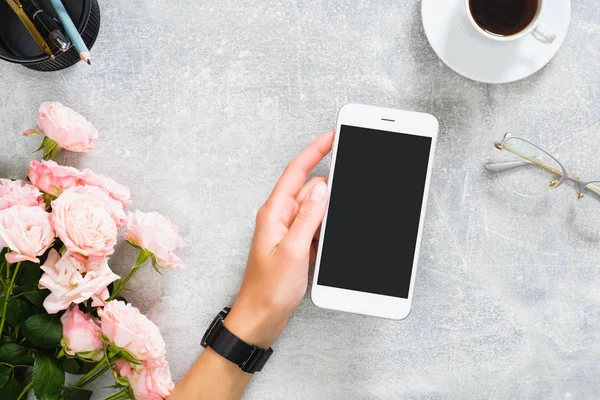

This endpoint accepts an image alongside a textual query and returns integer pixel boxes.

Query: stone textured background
[2,0,600,399]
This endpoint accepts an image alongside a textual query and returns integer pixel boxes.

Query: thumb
[282,181,329,251]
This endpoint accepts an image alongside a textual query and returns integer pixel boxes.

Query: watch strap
[202,307,273,373]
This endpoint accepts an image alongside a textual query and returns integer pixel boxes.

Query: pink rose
[39,249,119,314]
[60,305,104,361]
[28,160,131,208]
[0,205,54,263]
[123,211,186,269]
[115,359,174,400]
[51,185,126,260]
[82,169,131,208]
[30,102,98,152]
[28,160,85,197]
[0,178,44,210]
[98,300,166,365]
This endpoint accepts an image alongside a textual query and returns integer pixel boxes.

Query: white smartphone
[311,104,438,320]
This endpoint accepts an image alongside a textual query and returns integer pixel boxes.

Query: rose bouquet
[0,102,185,400]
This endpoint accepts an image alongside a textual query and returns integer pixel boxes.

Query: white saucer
[421,0,571,84]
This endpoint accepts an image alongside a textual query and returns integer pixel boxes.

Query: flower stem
[16,380,33,400]
[0,260,7,290]
[0,262,21,336]
[105,389,130,400]
[73,358,109,388]
[78,363,110,388]
[108,249,151,301]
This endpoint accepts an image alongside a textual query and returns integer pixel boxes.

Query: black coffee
[469,0,539,36]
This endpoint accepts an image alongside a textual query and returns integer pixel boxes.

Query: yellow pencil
[5,0,54,60]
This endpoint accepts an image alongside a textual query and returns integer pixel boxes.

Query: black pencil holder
[0,0,100,71]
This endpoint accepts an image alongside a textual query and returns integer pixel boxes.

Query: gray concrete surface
[2,0,600,399]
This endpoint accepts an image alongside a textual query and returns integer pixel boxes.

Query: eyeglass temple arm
[487,142,563,177]
[484,160,533,173]
[585,183,600,198]
[485,158,600,198]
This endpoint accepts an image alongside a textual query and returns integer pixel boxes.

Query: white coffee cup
[465,0,556,44]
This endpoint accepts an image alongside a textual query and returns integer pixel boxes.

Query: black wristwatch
[201,307,273,373]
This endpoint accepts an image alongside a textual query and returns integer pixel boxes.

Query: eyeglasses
[485,132,600,199]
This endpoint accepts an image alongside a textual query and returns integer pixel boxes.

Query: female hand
[224,130,334,349]
[170,131,334,400]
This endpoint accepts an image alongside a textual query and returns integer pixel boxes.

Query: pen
[5,0,55,59]
[49,0,90,64]
[25,0,69,52]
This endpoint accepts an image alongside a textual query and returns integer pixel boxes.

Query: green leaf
[61,357,81,374]
[41,138,63,161]
[18,262,42,286]
[76,360,99,375]
[114,375,130,386]
[41,138,56,160]
[33,354,65,400]
[0,335,15,343]
[50,145,62,160]
[120,349,141,365]
[22,314,62,349]
[35,136,49,153]
[12,286,37,295]
[60,357,98,376]
[23,290,49,308]
[1,377,24,399]
[0,364,11,388]
[5,298,30,327]
[151,257,164,275]
[99,334,111,346]
[0,343,34,365]
[62,387,93,400]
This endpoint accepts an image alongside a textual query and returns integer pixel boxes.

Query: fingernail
[310,182,328,201]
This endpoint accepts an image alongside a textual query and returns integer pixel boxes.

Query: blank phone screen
[316,125,432,298]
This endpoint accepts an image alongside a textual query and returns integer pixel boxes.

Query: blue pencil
[49,0,91,64]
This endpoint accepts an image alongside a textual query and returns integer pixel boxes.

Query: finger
[296,176,328,205]
[254,178,319,248]
[269,130,334,206]
[281,181,329,252]
[313,223,322,241]
[255,130,333,248]
[310,223,322,264]
[310,242,317,265]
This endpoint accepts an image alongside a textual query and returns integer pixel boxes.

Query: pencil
[5,0,54,59]
[49,0,90,64]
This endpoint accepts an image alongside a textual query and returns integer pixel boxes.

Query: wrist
[223,301,283,349]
